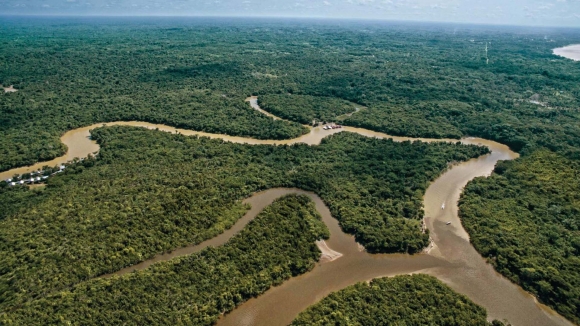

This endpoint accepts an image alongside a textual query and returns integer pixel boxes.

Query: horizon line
[1,14,580,29]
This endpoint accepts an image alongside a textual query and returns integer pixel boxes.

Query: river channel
[0,98,573,326]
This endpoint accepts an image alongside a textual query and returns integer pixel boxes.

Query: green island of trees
[459,150,580,324]
[0,194,328,325]
[291,274,508,326]
[0,126,487,311]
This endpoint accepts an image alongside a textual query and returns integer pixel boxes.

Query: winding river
[0,98,573,326]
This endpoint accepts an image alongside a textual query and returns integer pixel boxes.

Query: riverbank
[0,99,572,326]
[553,45,580,61]
[247,96,282,120]
[217,143,567,326]
[316,240,343,262]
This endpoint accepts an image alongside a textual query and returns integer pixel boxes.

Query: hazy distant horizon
[1,14,580,30]
[1,0,580,28]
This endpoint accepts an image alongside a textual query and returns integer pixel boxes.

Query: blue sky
[2,0,580,27]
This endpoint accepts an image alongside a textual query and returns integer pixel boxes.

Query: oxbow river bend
[0,98,573,326]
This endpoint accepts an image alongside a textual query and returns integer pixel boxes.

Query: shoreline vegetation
[0,195,330,325]
[291,275,509,326]
[258,94,361,125]
[459,150,580,324]
[3,127,524,324]
[1,104,572,324]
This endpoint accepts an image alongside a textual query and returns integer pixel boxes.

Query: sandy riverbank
[316,240,343,262]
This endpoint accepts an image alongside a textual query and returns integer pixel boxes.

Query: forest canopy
[2,18,580,171]
[459,150,580,323]
[0,194,329,325]
[258,94,359,125]
[291,274,508,326]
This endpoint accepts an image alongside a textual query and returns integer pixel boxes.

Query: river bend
[0,98,572,326]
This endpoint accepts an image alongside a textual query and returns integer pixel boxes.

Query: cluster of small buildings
[322,124,343,130]
[6,176,49,186]
[4,165,66,187]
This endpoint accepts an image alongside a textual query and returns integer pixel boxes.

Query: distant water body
[553,44,580,61]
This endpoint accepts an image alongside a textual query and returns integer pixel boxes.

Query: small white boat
[446,221,451,225]
[441,203,445,210]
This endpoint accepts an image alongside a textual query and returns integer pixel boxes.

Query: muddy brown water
[0,99,573,326]
[553,45,580,61]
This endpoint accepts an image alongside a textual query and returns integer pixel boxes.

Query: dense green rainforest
[1,17,580,324]
[0,194,328,325]
[459,150,580,324]
[0,126,485,313]
[292,274,508,326]
[1,18,580,172]
[259,94,359,125]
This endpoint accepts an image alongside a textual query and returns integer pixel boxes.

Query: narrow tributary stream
[0,99,573,326]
